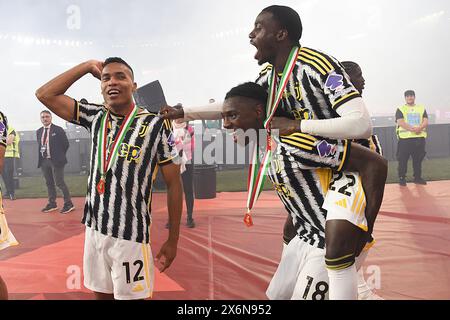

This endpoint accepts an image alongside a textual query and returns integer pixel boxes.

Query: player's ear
[255,103,265,119]
[276,29,288,41]
[132,82,137,92]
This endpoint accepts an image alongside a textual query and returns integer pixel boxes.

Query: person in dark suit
[37,110,74,213]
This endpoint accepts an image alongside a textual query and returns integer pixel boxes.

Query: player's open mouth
[107,89,120,98]
[250,40,260,60]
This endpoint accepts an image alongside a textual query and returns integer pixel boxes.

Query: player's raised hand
[155,240,178,272]
[87,60,104,80]
[159,105,184,120]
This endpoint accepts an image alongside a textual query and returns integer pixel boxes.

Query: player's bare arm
[159,106,184,120]
[156,162,183,272]
[35,60,104,122]
[396,118,415,132]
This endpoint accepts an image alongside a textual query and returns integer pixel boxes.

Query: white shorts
[83,226,154,300]
[0,204,19,251]
[266,237,371,300]
[266,236,329,300]
[322,171,368,232]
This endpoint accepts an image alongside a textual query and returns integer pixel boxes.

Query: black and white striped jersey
[255,46,382,155]
[72,100,177,243]
[255,46,381,248]
[268,133,350,249]
[0,111,8,148]
[256,46,361,121]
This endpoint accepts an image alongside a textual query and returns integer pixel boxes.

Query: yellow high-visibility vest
[396,104,427,139]
[5,126,20,158]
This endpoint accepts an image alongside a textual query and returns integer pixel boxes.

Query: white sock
[327,264,358,300]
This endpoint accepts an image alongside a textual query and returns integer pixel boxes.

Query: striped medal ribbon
[244,46,300,227]
[96,104,138,195]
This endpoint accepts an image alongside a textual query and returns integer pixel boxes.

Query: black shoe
[42,203,58,213]
[399,177,407,186]
[60,202,75,214]
[186,218,196,228]
[414,178,427,185]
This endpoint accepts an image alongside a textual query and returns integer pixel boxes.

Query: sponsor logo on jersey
[325,71,344,92]
[119,143,142,162]
[317,140,337,158]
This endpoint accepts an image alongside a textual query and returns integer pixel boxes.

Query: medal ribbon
[97,104,138,191]
[244,46,300,226]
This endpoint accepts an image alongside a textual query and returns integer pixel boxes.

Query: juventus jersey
[0,111,8,148]
[72,100,177,243]
[0,111,7,196]
[255,46,381,248]
[256,46,361,121]
[255,46,382,155]
[268,133,350,249]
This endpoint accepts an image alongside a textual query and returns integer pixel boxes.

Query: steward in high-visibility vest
[395,90,428,186]
[396,104,427,139]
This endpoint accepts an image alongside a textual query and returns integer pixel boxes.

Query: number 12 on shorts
[123,260,144,284]
[303,276,329,300]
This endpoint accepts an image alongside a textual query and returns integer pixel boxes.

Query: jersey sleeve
[0,111,8,148]
[157,119,179,166]
[395,108,404,120]
[299,47,361,111]
[276,132,350,172]
[71,99,105,132]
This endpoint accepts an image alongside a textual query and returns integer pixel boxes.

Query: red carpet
[1,181,449,299]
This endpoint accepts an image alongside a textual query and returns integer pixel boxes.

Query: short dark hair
[261,5,302,44]
[225,82,268,105]
[104,57,134,78]
[341,61,360,73]
[404,90,415,97]
[40,110,51,116]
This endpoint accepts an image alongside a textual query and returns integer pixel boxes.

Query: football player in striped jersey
[36,58,183,300]
[161,5,379,299]
[222,82,387,300]
[281,60,384,299]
